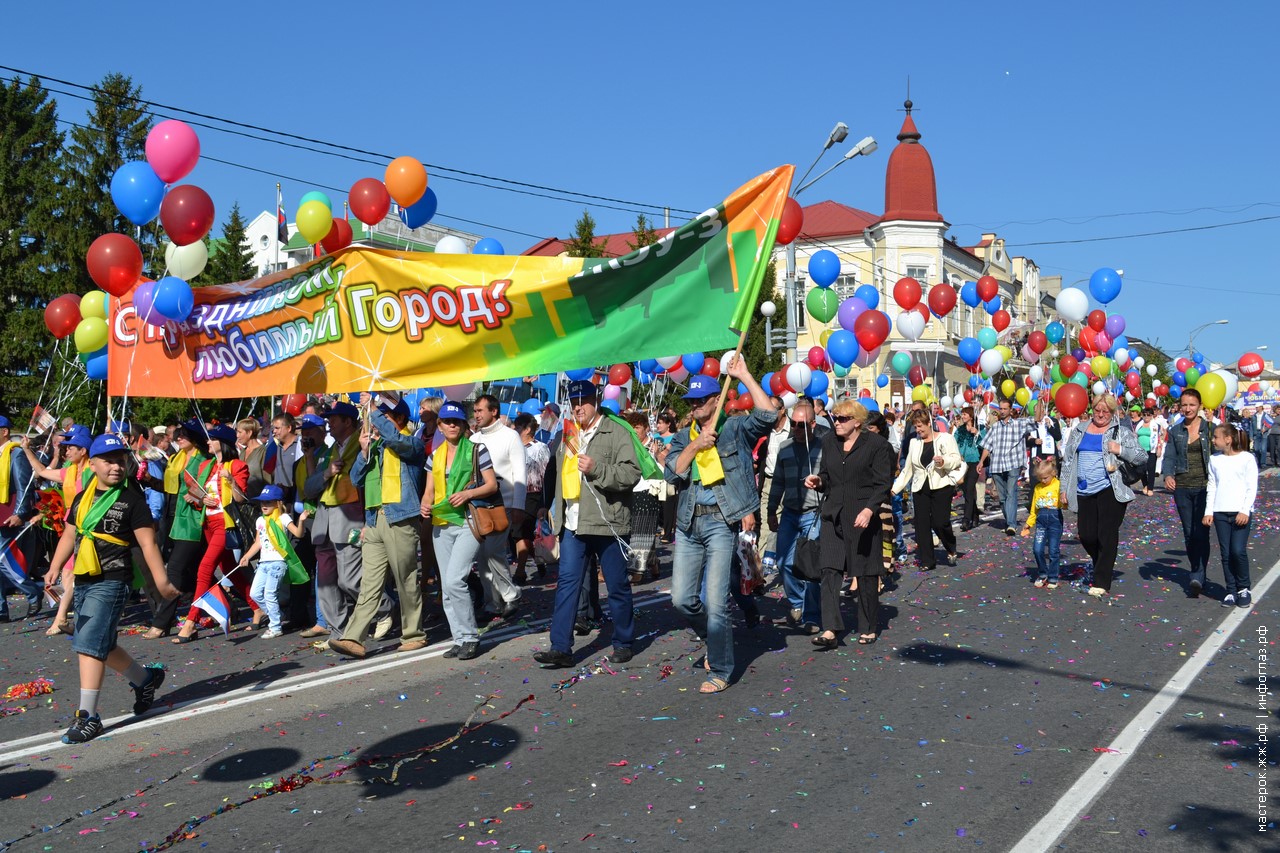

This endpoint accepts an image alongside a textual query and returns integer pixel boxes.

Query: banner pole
[710,328,750,425]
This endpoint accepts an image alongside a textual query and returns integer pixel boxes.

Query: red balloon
[44,294,82,340]
[349,178,392,226]
[963,388,975,403]
[991,309,1010,332]
[1027,331,1048,354]
[608,363,632,385]
[927,283,956,317]
[320,218,354,254]
[281,394,306,416]
[893,277,922,310]
[701,357,720,377]
[86,233,144,296]
[1239,352,1265,378]
[1125,372,1141,390]
[853,310,890,352]
[769,372,791,394]
[1025,377,1035,389]
[1174,357,1192,373]
[982,391,994,405]
[1059,354,1079,378]
[913,303,931,323]
[1055,383,1088,418]
[807,346,827,370]
[976,275,999,303]
[907,365,927,386]
[1086,310,1106,332]
[776,197,803,245]
[1079,327,1098,354]
[159,185,215,247]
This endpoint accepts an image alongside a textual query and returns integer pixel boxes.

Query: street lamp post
[1188,319,1229,357]
[782,129,877,364]
[761,300,787,355]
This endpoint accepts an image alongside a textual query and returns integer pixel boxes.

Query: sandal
[699,677,730,694]
[142,627,171,639]
[857,634,878,645]
[171,630,200,644]
[46,620,73,637]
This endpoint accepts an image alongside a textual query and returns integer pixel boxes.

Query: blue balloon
[601,399,620,414]
[737,382,749,397]
[958,336,982,365]
[152,276,194,322]
[855,284,880,310]
[862,399,880,413]
[110,161,166,226]
[983,297,1002,314]
[825,330,859,368]
[1109,336,1129,358]
[637,371,652,385]
[681,352,705,374]
[399,187,438,229]
[969,375,981,389]
[1173,370,1186,386]
[805,371,829,398]
[1127,348,1139,361]
[565,367,594,381]
[472,237,505,255]
[502,402,520,419]
[86,354,109,381]
[1071,347,1087,362]
[1089,267,1122,304]
[876,374,889,388]
[807,250,841,288]
[638,358,659,374]
[760,374,773,394]
[520,398,543,416]
[1045,321,1065,344]
[816,394,830,407]
[960,281,980,308]
[1192,351,1205,364]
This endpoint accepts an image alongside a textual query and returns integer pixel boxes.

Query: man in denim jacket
[665,355,774,693]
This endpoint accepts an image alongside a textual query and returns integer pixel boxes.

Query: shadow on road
[0,767,57,799]
[201,747,305,782]
[351,723,522,792]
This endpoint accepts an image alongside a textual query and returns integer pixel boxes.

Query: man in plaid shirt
[977,399,1037,535]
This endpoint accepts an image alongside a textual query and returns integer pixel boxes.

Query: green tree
[741,259,783,378]
[1132,340,1173,400]
[624,213,659,253]
[197,202,257,285]
[563,209,607,258]
[0,75,65,419]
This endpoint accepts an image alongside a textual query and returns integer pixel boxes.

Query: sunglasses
[832,415,855,424]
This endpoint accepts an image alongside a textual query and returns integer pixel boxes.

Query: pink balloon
[145,120,200,184]
[602,384,621,400]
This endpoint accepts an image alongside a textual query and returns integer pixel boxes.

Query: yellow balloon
[74,317,108,354]
[80,291,107,320]
[1001,379,1016,398]
[296,200,333,244]
[996,345,1013,363]
[1195,373,1226,409]
[819,329,833,347]
[911,385,931,402]
[1015,387,1032,407]
[1091,356,1112,378]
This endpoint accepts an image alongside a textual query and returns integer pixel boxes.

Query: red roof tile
[522,227,677,258]
[796,200,879,239]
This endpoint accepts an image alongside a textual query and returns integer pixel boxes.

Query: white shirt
[255,513,294,562]
[1205,452,1258,516]
[471,421,527,511]
[563,416,602,533]
[763,424,789,478]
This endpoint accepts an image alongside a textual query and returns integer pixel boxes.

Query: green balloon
[1184,366,1201,385]
[1070,373,1089,388]
[833,363,849,378]
[299,190,333,211]
[806,288,840,324]
[891,352,912,375]
[1050,363,1064,384]
[977,327,998,350]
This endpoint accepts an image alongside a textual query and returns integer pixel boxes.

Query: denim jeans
[432,524,482,645]
[774,508,821,625]
[552,529,633,654]
[1033,510,1063,581]
[1212,512,1251,594]
[250,560,288,632]
[672,514,736,681]
[1172,487,1211,586]
[890,494,905,552]
[991,470,1020,529]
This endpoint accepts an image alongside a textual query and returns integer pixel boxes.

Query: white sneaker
[372,615,395,640]
[260,628,283,639]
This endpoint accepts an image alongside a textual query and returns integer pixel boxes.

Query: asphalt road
[1,481,1275,852]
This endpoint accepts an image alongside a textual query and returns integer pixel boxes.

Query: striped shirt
[767,430,825,514]
[981,417,1035,474]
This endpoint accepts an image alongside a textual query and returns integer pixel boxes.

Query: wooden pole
[709,328,750,426]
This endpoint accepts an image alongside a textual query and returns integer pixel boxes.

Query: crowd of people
[0,361,1266,742]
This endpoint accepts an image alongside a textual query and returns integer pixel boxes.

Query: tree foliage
[198,202,257,286]
[563,209,607,258]
[624,213,659,253]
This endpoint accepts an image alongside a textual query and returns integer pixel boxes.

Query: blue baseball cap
[298,413,326,430]
[207,424,237,444]
[543,401,562,417]
[438,401,468,422]
[254,484,285,502]
[179,418,209,440]
[89,433,127,458]
[567,379,598,401]
[682,375,721,400]
[60,425,92,449]
[0,415,11,429]
[376,396,410,419]
[324,401,359,421]
[109,419,133,435]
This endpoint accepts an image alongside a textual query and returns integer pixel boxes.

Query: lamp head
[827,122,849,148]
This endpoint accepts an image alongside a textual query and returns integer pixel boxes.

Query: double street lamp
[782,124,877,363]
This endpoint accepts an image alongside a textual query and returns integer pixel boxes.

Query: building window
[834,274,857,300]
[906,265,929,282]
[259,235,269,248]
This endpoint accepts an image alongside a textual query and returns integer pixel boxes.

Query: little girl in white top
[1203,423,1258,608]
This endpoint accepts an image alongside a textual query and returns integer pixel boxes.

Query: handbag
[465,447,508,541]
[792,516,825,582]
[1108,425,1145,487]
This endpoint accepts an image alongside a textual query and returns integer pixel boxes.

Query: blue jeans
[890,494,905,551]
[1212,512,1251,594]
[1032,510,1063,581]
[775,508,821,624]
[992,471,1020,529]
[432,524,481,644]
[250,560,288,632]
[551,529,633,654]
[672,514,736,681]
[1173,487,1211,586]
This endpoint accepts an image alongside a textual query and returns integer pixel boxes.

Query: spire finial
[905,75,912,113]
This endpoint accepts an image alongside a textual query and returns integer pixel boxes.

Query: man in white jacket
[470,395,527,619]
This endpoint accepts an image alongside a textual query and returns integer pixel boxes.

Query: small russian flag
[277,205,289,244]
[193,584,231,635]
[262,440,278,477]
[0,538,28,587]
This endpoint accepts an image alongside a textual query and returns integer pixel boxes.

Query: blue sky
[6,2,1277,366]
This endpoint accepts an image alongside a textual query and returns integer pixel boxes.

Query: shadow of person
[350,723,521,793]
[0,768,57,799]
[156,661,305,707]
[201,747,304,783]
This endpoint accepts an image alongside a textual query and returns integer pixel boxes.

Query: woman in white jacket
[892,409,964,569]
[1203,422,1258,607]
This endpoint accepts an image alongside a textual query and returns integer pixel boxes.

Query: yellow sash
[689,420,725,486]
[60,460,84,510]
[72,477,129,577]
[262,507,290,556]
[0,440,15,505]
[320,437,361,506]
[212,462,238,527]
[163,447,189,495]
[380,426,413,505]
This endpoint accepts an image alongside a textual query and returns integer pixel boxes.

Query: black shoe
[62,710,104,744]
[946,553,958,567]
[573,617,595,636]
[499,600,521,619]
[1005,527,1017,537]
[533,648,574,668]
[23,599,42,620]
[611,646,634,663]
[457,641,481,661]
[1188,579,1202,598]
[1238,589,1252,608]
[132,665,166,715]
[443,645,461,658]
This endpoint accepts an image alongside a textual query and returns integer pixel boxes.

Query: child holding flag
[237,485,309,638]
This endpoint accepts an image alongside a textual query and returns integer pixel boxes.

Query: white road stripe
[1008,557,1278,853]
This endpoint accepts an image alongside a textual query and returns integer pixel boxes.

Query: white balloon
[895,311,926,342]
[1133,356,1145,369]
[1146,364,1158,377]
[979,349,1004,376]
[785,363,812,395]
[1213,369,1239,403]
[656,356,681,369]
[939,395,953,409]
[1262,381,1273,391]
[1114,349,1130,368]
[1047,347,1060,359]
[165,241,208,280]
[667,366,690,383]
[720,352,734,373]
[1092,381,1106,395]
[780,391,799,409]
[854,345,881,368]
[1029,365,1044,384]
[434,235,469,254]
[1057,287,1089,323]
[442,382,475,400]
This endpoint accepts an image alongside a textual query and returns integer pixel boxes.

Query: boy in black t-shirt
[45,434,180,744]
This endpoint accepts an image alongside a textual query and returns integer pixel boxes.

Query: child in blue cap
[237,485,308,638]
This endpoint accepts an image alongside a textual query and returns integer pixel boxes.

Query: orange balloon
[384,156,428,207]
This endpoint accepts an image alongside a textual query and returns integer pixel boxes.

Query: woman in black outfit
[804,400,893,646]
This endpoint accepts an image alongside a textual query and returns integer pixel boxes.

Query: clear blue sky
[6,2,1277,365]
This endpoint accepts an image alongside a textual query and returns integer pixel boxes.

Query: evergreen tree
[198,203,257,285]
[741,260,782,377]
[625,213,659,253]
[0,76,65,418]
[563,209,607,258]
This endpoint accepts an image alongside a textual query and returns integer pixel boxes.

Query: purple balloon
[1071,347,1087,362]
[837,296,869,332]
[1104,314,1126,339]
[133,280,159,324]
